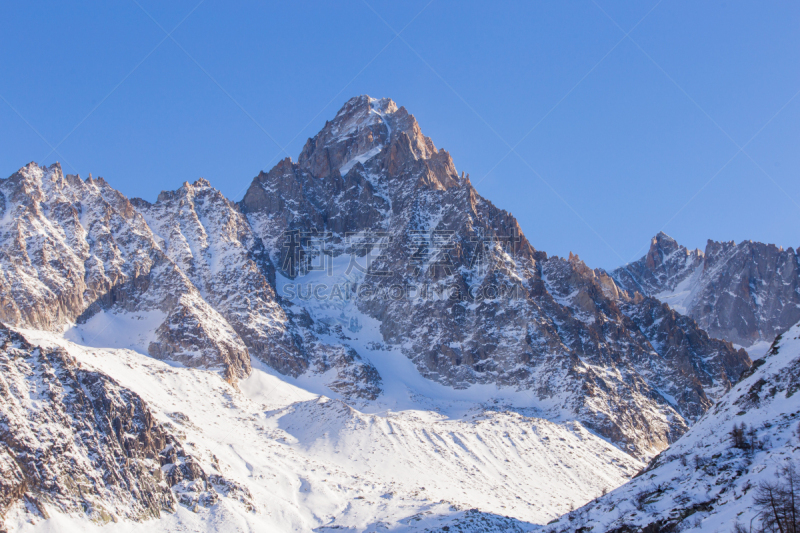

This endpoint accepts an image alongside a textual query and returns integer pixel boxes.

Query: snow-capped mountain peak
[297,94,460,188]
[0,96,767,532]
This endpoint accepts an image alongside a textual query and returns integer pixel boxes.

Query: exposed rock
[0,323,220,526]
[133,179,382,395]
[132,180,302,376]
[619,296,751,419]
[0,163,250,381]
[612,232,704,298]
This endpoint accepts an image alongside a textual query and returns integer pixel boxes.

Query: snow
[63,309,165,353]
[278,255,550,415]
[545,321,800,532]
[740,339,772,358]
[339,145,383,176]
[654,262,703,315]
[9,320,642,532]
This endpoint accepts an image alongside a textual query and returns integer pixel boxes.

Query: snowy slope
[7,327,642,532]
[545,321,800,532]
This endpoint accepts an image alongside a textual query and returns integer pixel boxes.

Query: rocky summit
[242,96,750,457]
[0,96,773,531]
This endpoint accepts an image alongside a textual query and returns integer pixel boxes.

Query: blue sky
[2,1,798,269]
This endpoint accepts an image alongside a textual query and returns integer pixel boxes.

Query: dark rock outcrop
[0,323,221,526]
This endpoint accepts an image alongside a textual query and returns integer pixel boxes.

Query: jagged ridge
[612,232,800,348]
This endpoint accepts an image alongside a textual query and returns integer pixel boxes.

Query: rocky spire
[611,232,703,298]
[296,95,461,189]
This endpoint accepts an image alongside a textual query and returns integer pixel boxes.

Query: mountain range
[611,231,800,353]
[0,95,797,532]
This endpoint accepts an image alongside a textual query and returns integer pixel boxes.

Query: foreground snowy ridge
[545,320,800,532]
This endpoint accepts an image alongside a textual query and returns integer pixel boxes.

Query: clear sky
[2,1,798,269]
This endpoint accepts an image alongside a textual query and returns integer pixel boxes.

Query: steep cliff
[0,324,240,528]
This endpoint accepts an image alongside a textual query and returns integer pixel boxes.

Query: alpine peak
[296,95,458,186]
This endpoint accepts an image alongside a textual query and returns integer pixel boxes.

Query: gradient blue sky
[2,1,798,269]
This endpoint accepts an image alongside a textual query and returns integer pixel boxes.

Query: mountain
[0,162,380,398]
[130,178,382,399]
[241,95,749,457]
[544,319,800,533]
[0,95,759,529]
[0,97,751,459]
[612,232,800,351]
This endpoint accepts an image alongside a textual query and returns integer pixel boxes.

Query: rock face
[544,320,800,533]
[132,179,382,398]
[240,95,750,458]
[0,323,222,527]
[612,232,800,348]
[0,163,249,381]
[132,180,297,375]
[612,232,704,299]
[620,296,751,419]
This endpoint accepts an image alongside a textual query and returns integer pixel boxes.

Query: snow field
[18,329,641,531]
